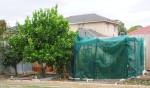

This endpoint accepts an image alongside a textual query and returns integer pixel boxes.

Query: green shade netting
[71,34,144,79]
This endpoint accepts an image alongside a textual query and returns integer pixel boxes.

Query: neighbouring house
[66,14,118,37]
[128,25,150,71]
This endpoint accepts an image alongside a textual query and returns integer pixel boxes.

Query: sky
[0,0,150,29]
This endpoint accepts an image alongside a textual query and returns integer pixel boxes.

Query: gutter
[69,20,118,25]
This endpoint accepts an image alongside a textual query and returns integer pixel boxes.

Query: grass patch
[23,86,40,88]
[22,86,68,88]
[123,78,150,86]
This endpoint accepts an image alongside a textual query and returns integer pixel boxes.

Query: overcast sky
[0,0,150,28]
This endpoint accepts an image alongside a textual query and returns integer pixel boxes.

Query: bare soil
[0,74,9,82]
[1,73,150,87]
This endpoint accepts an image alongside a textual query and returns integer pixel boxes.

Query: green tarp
[72,35,144,79]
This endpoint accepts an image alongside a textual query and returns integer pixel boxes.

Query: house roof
[128,25,150,35]
[66,14,117,24]
[79,28,106,37]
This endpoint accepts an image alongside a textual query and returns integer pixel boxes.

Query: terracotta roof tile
[128,25,150,35]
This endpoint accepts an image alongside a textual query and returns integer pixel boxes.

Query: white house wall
[69,22,118,37]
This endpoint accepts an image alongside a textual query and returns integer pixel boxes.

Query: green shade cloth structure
[71,34,144,79]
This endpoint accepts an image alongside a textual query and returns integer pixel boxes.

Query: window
[114,25,118,32]
[106,23,109,28]
[78,24,84,30]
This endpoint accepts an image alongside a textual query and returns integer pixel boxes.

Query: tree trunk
[40,63,46,78]
[14,65,18,76]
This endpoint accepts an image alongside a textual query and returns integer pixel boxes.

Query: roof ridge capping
[67,13,96,17]
[66,13,118,24]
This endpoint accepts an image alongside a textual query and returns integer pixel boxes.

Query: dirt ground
[0,74,9,81]
[0,74,150,88]
[1,79,150,88]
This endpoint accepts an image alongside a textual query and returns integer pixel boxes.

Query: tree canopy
[3,29,26,76]
[0,20,7,36]
[114,20,127,35]
[127,25,142,33]
[115,20,126,32]
[2,41,20,76]
[12,5,76,77]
